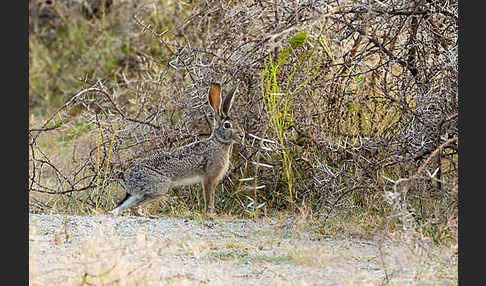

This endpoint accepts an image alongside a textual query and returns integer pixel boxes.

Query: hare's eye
[223,121,232,129]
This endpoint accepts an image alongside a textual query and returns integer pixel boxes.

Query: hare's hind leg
[110,173,170,215]
[110,190,168,215]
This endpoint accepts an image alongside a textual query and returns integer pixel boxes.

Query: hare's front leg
[202,179,217,215]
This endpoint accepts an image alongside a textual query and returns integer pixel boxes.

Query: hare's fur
[110,83,243,216]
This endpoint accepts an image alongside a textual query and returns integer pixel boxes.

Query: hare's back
[133,141,208,177]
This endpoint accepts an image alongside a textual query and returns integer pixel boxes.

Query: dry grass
[29,214,457,286]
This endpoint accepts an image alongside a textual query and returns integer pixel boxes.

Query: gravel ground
[29,214,457,286]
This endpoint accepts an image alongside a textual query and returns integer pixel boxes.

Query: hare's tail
[110,193,134,215]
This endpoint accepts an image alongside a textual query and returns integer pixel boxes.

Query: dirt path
[29,214,457,285]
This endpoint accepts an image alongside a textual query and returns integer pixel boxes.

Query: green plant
[94,118,119,211]
[261,30,321,204]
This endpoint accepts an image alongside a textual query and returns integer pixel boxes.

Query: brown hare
[110,83,244,216]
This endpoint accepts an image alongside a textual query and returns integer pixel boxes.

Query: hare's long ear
[208,83,222,117]
[222,86,237,116]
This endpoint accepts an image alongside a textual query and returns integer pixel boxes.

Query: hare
[110,83,244,217]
